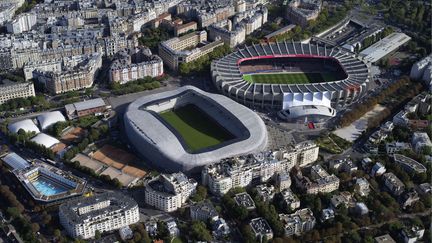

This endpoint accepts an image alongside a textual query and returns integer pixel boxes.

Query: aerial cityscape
[0,0,430,242]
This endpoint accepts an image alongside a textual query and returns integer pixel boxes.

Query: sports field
[243,72,338,84]
[159,104,235,153]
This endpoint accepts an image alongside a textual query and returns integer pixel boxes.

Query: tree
[157,221,169,240]
[95,230,102,240]
[31,223,40,233]
[42,212,51,224]
[142,230,152,243]
[241,225,256,243]
[133,232,142,242]
[190,221,212,242]
[53,229,62,239]
[190,185,207,202]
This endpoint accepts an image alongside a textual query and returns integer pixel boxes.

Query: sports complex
[1,152,86,203]
[124,86,268,172]
[211,41,371,121]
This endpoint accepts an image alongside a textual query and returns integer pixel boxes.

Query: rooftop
[30,133,60,149]
[234,192,255,209]
[360,32,411,63]
[1,152,31,170]
[37,111,66,131]
[374,234,396,243]
[73,98,106,111]
[393,154,427,173]
[59,192,137,224]
[190,201,218,219]
[249,217,272,235]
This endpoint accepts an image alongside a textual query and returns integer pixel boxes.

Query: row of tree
[337,77,411,127]
[138,27,172,50]
[6,129,56,160]
[268,3,351,43]
[357,27,394,52]
[0,185,40,242]
[0,95,52,112]
[63,124,109,161]
[127,222,152,243]
[110,78,161,95]
[383,0,431,53]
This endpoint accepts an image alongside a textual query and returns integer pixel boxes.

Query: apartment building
[286,0,322,27]
[6,13,37,34]
[109,47,163,84]
[279,208,316,236]
[174,21,198,36]
[145,172,197,212]
[202,149,299,195]
[0,79,35,104]
[208,20,246,48]
[59,192,139,239]
[383,172,405,196]
[208,6,268,47]
[293,165,340,194]
[158,30,224,70]
[26,53,102,94]
[284,141,320,167]
[281,188,301,210]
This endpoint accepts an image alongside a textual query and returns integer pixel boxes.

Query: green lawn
[243,72,338,84]
[159,104,235,153]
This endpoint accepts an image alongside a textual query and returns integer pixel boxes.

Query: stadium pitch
[242,72,338,84]
[159,104,235,153]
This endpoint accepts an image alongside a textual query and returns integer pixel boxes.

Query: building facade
[59,192,139,239]
[109,47,163,84]
[286,0,321,27]
[279,208,316,236]
[26,53,102,94]
[0,80,35,104]
[6,13,37,34]
[159,30,224,70]
[145,172,197,212]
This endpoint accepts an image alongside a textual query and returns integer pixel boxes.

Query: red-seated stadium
[238,55,348,81]
[211,41,371,121]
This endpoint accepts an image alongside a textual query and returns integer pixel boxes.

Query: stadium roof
[8,119,40,134]
[124,86,268,172]
[30,133,60,148]
[37,111,66,130]
[1,152,30,170]
[360,32,411,63]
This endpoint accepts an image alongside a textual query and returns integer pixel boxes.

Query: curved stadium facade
[124,86,268,172]
[211,41,371,121]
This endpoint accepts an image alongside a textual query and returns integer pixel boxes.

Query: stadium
[124,86,268,172]
[211,41,371,121]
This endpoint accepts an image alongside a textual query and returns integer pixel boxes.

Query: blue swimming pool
[31,177,68,196]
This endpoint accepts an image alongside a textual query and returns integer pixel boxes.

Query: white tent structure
[8,119,40,134]
[30,133,60,148]
[37,111,66,130]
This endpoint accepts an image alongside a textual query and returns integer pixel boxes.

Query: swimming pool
[31,177,68,196]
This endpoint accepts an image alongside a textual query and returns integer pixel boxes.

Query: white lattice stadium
[124,86,268,172]
[211,41,371,121]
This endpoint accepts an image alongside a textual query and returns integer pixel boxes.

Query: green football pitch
[159,104,235,153]
[242,72,337,84]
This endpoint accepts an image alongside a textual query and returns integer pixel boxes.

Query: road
[0,107,62,123]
